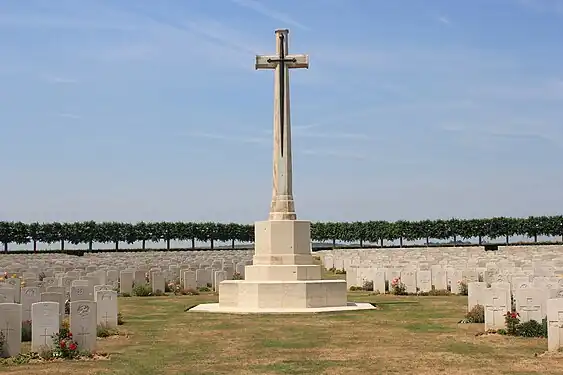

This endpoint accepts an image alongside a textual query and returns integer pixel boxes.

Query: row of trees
[0,215,562,252]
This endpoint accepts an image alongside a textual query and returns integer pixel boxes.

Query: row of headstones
[346,266,563,293]
[321,245,563,272]
[0,295,117,358]
[1,259,251,304]
[346,267,467,293]
[467,282,563,351]
[0,253,253,278]
[0,286,116,322]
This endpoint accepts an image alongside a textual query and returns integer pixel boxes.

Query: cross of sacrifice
[255,29,308,221]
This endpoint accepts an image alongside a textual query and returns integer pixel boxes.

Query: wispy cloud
[0,14,137,31]
[230,0,309,30]
[441,123,562,148]
[42,75,78,84]
[55,113,81,119]
[438,15,451,25]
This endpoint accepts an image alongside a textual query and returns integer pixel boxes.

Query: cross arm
[255,54,309,69]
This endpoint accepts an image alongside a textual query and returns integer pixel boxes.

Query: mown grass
[1,290,562,375]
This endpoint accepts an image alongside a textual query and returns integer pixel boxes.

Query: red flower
[68,332,73,337]
[69,343,77,351]
[60,340,66,349]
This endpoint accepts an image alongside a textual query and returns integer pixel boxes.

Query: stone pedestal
[190,220,374,314]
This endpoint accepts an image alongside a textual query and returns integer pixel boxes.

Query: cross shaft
[255,29,309,221]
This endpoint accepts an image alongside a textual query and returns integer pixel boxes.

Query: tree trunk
[3,242,7,252]
[478,236,482,245]
[534,234,538,243]
[115,241,119,251]
[426,237,429,246]
[210,238,214,250]
[60,240,65,251]
[33,240,37,252]
[359,239,363,248]
[332,238,336,248]
[166,239,170,250]
[89,240,93,251]
[231,239,235,249]
[453,235,457,246]
[142,239,146,250]
[400,237,403,248]
[191,238,195,249]
[505,235,509,244]
[380,238,383,247]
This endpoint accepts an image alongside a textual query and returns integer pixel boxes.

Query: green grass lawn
[1,292,562,375]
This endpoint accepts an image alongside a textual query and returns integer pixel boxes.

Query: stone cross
[255,28,309,221]
[76,326,89,348]
[487,296,504,327]
[1,322,15,341]
[40,327,51,346]
[102,312,111,326]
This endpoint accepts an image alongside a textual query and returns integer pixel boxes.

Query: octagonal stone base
[190,279,376,314]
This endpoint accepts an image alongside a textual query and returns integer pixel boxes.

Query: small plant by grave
[464,304,485,323]
[457,280,468,296]
[97,323,118,338]
[133,283,152,297]
[349,286,363,291]
[21,320,32,342]
[182,288,200,295]
[167,280,183,295]
[427,289,451,296]
[153,289,165,296]
[0,331,5,355]
[121,292,131,297]
[232,272,243,280]
[362,280,374,291]
[390,277,407,295]
[198,286,211,292]
[117,313,124,325]
[52,330,80,359]
[504,311,520,335]
[516,318,547,337]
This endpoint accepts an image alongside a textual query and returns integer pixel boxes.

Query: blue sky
[1,0,562,224]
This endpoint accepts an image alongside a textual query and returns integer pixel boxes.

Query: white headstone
[31,302,60,352]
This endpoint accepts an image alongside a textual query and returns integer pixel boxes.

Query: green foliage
[1,215,562,252]
[515,318,547,337]
[133,284,152,297]
[426,289,451,296]
[0,330,4,355]
[198,286,211,293]
[118,313,124,325]
[504,311,519,335]
[390,277,407,295]
[458,281,469,296]
[97,324,118,338]
[465,305,485,323]
[232,272,243,280]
